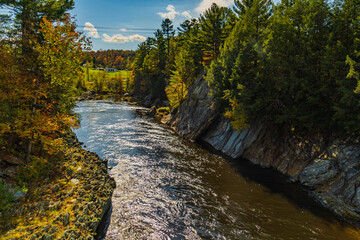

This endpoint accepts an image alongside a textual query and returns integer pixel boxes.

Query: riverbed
[74,99,359,240]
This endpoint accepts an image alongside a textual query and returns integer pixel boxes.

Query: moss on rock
[0,132,115,239]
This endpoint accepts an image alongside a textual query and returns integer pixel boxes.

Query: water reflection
[74,99,359,240]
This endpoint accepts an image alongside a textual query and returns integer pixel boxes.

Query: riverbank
[74,98,360,239]
[0,132,115,240]
[168,73,360,226]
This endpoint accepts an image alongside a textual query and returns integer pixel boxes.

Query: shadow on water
[196,140,353,228]
[96,204,112,240]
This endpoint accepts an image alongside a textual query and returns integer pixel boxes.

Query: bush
[156,107,170,116]
[0,180,16,213]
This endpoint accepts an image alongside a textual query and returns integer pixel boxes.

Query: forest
[131,0,360,136]
[81,49,135,70]
[0,1,87,228]
[0,0,360,238]
[0,0,84,162]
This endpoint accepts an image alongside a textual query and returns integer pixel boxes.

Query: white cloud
[158,5,177,20]
[102,33,146,43]
[158,5,192,20]
[83,22,100,38]
[195,0,233,14]
[181,10,192,19]
[119,28,127,32]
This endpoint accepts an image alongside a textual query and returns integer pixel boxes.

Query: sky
[70,0,236,51]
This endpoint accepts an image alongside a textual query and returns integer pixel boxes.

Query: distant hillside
[82,49,136,70]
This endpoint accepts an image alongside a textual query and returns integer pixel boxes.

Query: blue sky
[70,0,236,51]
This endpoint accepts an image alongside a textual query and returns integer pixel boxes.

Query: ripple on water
[74,100,360,240]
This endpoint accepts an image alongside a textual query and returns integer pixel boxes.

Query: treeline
[0,1,84,163]
[131,6,235,107]
[132,0,360,135]
[82,50,135,69]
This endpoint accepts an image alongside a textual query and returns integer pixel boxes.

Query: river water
[74,99,359,240]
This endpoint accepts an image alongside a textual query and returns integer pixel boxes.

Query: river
[74,98,359,240]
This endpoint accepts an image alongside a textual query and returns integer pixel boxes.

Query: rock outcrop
[0,150,25,178]
[169,72,219,140]
[169,74,360,223]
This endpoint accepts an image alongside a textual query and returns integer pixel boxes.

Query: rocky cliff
[169,73,360,223]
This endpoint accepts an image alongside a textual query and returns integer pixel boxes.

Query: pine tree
[199,3,235,62]
[161,18,175,56]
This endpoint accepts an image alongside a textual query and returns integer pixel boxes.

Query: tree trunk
[25,92,38,163]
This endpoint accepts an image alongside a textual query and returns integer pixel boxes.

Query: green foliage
[93,71,105,93]
[199,3,236,62]
[132,4,234,102]
[0,1,84,163]
[207,0,272,123]
[166,73,187,108]
[0,179,16,213]
[161,18,175,56]
[208,0,360,135]
[224,99,249,131]
[15,156,50,186]
[131,24,170,100]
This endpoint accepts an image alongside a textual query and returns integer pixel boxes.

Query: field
[80,68,131,92]
[83,68,130,79]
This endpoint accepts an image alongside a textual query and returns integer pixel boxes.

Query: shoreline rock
[1,132,116,239]
[169,73,360,225]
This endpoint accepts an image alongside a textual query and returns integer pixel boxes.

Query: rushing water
[74,99,360,240]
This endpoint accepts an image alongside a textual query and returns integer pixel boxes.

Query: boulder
[3,166,20,178]
[0,150,24,165]
[71,179,80,185]
[147,106,156,117]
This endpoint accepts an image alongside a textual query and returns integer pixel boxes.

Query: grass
[79,68,131,92]
[83,68,130,79]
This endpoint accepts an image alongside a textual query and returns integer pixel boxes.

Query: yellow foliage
[166,72,188,109]
[0,15,84,158]
[156,107,170,116]
[224,99,249,132]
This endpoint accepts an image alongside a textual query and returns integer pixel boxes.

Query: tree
[329,0,360,132]
[234,0,256,16]
[207,0,272,130]
[1,0,76,161]
[199,3,235,62]
[0,11,85,163]
[166,52,189,108]
[161,18,175,56]
[131,41,151,95]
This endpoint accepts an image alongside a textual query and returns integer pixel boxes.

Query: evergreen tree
[329,0,360,132]
[199,3,235,62]
[161,18,175,56]
[207,0,272,129]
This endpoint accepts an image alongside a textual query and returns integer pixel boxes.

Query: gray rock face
[169,72,219,140]
[201,119,262,158]
[299,159,338,186]
[170,75,360,223]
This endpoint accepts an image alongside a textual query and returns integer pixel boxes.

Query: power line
[93,31,154,34]
[78,25,157,31]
